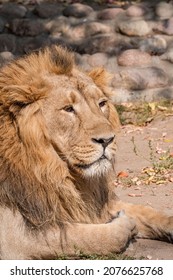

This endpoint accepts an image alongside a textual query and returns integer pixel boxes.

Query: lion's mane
[0,46,117,230]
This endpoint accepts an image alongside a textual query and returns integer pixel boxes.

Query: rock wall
[1,1,173,103]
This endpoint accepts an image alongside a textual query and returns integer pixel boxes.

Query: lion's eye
[99,100,107,108]
[63,105,75,113]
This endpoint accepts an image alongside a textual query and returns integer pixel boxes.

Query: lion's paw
[111,210,138,238]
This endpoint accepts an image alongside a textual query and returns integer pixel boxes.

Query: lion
[0,45,173,260]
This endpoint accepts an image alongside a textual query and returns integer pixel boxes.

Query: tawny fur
[0,45,173,259]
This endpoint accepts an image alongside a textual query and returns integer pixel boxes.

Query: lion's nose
[92,135,115,149]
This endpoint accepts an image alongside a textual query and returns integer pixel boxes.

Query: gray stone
[63,3,93,18]
[87,52,108,67]
[153,18,173,35]
[139,36,167,55]
[97,8,124,20]
[0,51,14,67]
[111,87,173,103]
[34,3,63,18]
[0,17,5,33]
[113,67,168,90]
[126,5,146,17]
[161,49,173,63]
[85,22,112,36]
[10,19,47,37]
[75,53,91,71]
[0,34,16,53]
[1,3,27,18]
[45,16,69,33]
[16,35,51,54]
[118,19,151,36]
[64,24,86,42]
[117,49,151,66]
[156,2,173,19]
[78,33,131,55]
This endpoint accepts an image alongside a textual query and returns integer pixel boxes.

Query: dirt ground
[115,115,173,259]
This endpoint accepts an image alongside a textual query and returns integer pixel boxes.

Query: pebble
[97,8,124,20]
[88,52,108,67]
[0,34,16,53]
[10,19,47,37]
[34,3,63,18]
[126,5,146,17]
[118,67,168,90]
[1,3,27,18]
[155,2,173,19]
[85,21,112,36]
[63,3,93,18]
[118,19,151,36]
[139,36,167,55]
[0,51,14,67]
[161,49,173,63]
[117,49,152,66]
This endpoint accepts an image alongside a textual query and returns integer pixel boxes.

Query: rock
[126,5,146,17]
[63,3,93,18]
[1,3,27,18]
[105,56,118,73]
[110,87,131,103]
[0,51,14,67]
[0,34,16,53]
[156,2,173,19]
[78,33,131,55]
[17,35,51,54]
[63,24,86,42]
[0,17,5,33]
[118,19,151,36]
[45,16,69,33]
[114,67,168,90]
[117,49,152,66]
[34,3,63,18]
[153,18,173,35]
[164,18,173,35]
[75,53,91,70]
[161,49,173,63]
[10,19,47,37]
[87,52,108,67]
[85,22,112,36]
[139,36,167,55]
[97,8,124,20]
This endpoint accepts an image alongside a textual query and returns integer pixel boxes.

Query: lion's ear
[88,68,113,88]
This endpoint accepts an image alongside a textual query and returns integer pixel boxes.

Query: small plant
[116,101,173,126]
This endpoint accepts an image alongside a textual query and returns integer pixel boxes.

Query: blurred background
[1,0,173,103]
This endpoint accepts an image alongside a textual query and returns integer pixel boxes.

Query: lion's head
[0,46,120,228]
[42,65,119,178]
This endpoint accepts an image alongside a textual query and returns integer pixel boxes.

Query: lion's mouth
[75,155,108,169]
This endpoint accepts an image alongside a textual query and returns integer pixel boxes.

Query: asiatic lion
[0,45,173,260]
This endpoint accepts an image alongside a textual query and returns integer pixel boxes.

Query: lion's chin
[80,159,112,178]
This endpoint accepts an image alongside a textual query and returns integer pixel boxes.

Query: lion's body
[0,46,173,259]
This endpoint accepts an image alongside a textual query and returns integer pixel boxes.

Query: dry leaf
[117,171,129,178]
[164,139,173,143]
[148,102,156,111]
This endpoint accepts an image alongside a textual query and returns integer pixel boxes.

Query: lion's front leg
[111,201,173,243]
[30,219,137,258]
[0,208,137,259]
[40,212,137,258]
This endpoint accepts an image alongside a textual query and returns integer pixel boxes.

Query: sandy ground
[115,115,173,259]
